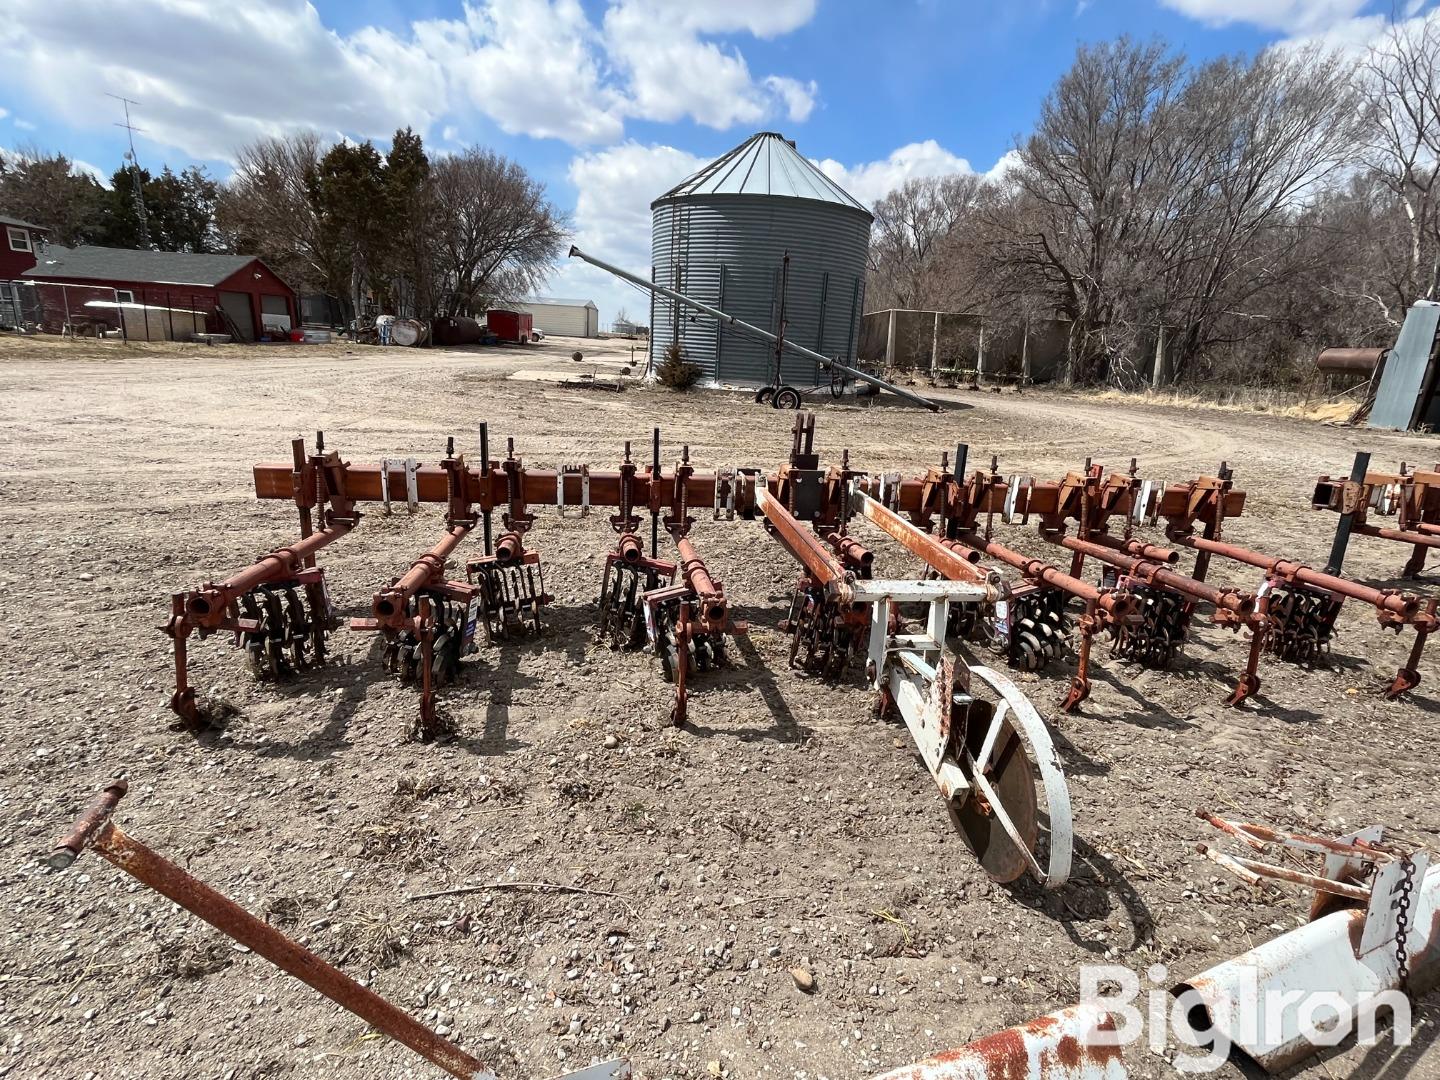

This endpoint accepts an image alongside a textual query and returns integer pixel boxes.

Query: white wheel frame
[961,664,1073,888]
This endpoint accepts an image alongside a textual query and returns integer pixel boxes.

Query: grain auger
[163,432,353,731]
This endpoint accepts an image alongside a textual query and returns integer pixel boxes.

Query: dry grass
[1088,385,1357,423]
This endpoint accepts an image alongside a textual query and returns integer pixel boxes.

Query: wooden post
[885,308,898,368]
[1021,320,1031,380]
[977,319,987,379]
[931,310,940,374]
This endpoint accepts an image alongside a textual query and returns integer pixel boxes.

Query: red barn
[23,244,297,341]
[0,213,46,279]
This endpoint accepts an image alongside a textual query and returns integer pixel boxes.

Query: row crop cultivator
[161,416,1437,882]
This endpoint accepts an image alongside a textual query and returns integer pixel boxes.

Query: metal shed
[650,132,872,387]
[514,297,599,338]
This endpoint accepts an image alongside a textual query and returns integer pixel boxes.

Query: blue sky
[0,0,1419,319]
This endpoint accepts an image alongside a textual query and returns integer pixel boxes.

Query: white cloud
[0,0,448,161]
[73,159,111,187]
[441,0,626,144]
[1159,0,1369,34]
[13,119,36,131]
[602,0,819,129]
[0,0,821,162]
[814,140,975,206]
[546,141,708,327]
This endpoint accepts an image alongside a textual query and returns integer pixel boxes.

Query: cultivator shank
[163,434,353,731]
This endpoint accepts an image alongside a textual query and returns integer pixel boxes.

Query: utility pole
[107,93,150,248]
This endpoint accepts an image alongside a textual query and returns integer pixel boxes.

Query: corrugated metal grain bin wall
[649,133,872,387]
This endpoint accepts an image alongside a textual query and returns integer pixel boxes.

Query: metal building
[513,297,600,338]
[650,132,872,387]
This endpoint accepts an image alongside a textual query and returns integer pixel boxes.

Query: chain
[1394,855,1416,996]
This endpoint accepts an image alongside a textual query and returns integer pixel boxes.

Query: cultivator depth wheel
[949,664,1072,886]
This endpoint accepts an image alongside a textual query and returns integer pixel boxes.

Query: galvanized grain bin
[650,132,872,387]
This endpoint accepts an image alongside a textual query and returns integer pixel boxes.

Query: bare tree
[424,149,568,317]
[216,132,347,296]
[1357,16,1440,313]
[867,174,987,310]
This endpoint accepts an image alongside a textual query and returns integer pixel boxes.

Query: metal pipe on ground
[567,245,942,412]
[49,782,498,1080]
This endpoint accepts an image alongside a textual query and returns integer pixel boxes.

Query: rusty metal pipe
[374,525,470,622]
[824,531,874,572]
[1357,523,1440,549]
[1088,532,1178,564]
[188,525,352,621]
[1054,534,1254,616]
[616,533,644,563]
[756,487,850,598]
[854,492,995,590]
[1176,533,1420,620]
[674,535,725,620]
[52,787,491,1080]
[254,463,948,520]
[494,531,524,565]
[950,534,1130,616]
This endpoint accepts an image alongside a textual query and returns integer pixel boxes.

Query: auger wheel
[948,664,1072,888]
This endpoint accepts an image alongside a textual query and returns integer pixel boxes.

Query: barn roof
[654,132,870,216]
[521,296,599,308]
[0,213,47,231]
[23,244,274,287]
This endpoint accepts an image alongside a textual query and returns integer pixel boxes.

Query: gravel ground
[1,334,1438,1080]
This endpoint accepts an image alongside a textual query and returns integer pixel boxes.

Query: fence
[1,280,229,342]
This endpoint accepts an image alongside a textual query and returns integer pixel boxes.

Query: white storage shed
[514,297,600,338]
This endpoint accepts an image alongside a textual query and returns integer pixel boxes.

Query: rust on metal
[53,784,494,1080]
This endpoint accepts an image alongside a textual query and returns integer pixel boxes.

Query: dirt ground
[2,332,1439,1080]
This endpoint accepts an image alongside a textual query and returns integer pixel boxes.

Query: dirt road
[2,336,1438,1079]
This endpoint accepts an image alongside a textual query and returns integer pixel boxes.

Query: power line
[106,92,150,248]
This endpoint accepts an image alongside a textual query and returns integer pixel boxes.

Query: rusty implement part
[166,436,357,730]
[867,1004,1125,1080]
[1181,815,1436,1072]
[465,541,551,643]
[598,534,676,650]
[49,783,497,1080]
[757,485,852,601]
[644,534,743,724]
[824,531,875,578]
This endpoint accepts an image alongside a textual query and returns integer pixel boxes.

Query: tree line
[0,128,567,321]
[865,22,1440,387]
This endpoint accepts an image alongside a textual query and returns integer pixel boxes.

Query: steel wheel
[950,664,1072,888]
